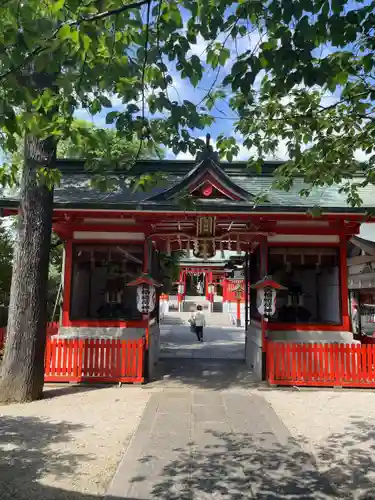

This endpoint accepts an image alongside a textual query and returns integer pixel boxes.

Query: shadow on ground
[2,403,375,499]
[43,384,114,400]
[0,414,148,500]
[128,420,375,499]
[150,359,261,390]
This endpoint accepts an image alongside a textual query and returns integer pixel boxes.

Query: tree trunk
[0,134,55,402]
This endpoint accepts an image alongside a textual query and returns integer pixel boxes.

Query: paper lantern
[136,283,156,314]
[251,276,286,319]
[126,273,162,314]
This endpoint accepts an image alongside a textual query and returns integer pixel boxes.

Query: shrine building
[1,142,374,381]
[171,250,245,313]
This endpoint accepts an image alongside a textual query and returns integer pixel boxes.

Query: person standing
[193,305,206,342]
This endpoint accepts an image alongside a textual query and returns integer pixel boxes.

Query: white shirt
[193,311,206,327]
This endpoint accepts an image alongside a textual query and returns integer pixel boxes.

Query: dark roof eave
[0,198,371,215]
[45,201,375,214]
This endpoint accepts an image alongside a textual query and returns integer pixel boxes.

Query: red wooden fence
[267,342,375,387]
[0,322,59,350]
[44,338,145,383]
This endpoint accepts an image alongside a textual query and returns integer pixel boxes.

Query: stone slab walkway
[106,388,336,500]
[160,318,245,360]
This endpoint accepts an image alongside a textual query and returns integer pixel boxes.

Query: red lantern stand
[234,284,244,327]
[250,276,286,379]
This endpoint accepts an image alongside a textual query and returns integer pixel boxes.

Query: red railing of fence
[267,342,375,387]
[44,337,145,383]
[0,322,59,350]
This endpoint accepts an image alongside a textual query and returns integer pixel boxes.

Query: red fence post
[267,342,275,384]
[137,339,145,382]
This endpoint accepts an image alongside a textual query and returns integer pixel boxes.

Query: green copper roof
[0,158,373,213]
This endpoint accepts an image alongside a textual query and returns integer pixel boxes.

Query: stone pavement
[160,313,245,360]
[106,385,336,500]
[150,359,257,390]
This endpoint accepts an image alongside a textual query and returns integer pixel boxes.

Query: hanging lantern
[126,273,162,314]
[251,276,286,319]
[175,280,185,296]
[186,237,191,257]
[166,238,171,256]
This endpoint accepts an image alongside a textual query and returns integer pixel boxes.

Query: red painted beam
[59,224,150,234]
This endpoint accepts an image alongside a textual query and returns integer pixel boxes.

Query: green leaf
[98,95,113,108]
[218,47,230,66]
[58,24,71,41]
[51,0,65,14]
[231,60,247,77]
[106,111,119,124]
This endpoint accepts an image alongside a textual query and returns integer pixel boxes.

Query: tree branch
[141,0,151,123]
[74,0,150,24]
[134,0,151,165]
[0,0,150,82]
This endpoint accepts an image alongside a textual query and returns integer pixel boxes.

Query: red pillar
[207,271,213,301]
[260,237,268,381]
[62,239,73,327]
[142,239,150,334]
[236,297,241,327]
[222,278,227,302]
[340,235,350,331]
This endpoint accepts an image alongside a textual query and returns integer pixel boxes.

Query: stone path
[160,313,245,360]
[106,387,336,499]
[150,359,257,391]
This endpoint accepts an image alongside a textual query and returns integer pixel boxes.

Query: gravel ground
[0,385,150,500]
[263,389,375,499]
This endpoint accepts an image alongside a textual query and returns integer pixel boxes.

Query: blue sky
[74,0,370,163]
[74,6,274,161]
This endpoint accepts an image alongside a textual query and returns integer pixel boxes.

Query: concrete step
[213,302,223,313]
[161,312,234,327]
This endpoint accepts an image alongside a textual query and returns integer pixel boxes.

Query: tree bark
[0,134,55,402]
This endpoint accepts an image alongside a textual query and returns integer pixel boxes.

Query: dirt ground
[3,381,375,499]
[0,385,150,500]
[263,388,375,499]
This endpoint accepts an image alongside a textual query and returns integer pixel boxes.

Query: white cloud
[354,149,371,162]
[175,150,195,160]
[188,35,209,58]
[173,134,289,162]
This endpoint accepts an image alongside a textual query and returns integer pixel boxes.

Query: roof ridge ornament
[195,133,219,164]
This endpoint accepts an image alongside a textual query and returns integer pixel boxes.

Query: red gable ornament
[202,183,213,197]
